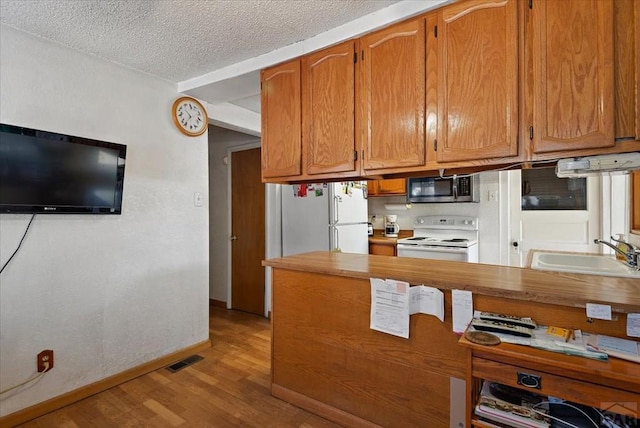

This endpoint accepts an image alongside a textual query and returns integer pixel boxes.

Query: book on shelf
[474,381,550,428]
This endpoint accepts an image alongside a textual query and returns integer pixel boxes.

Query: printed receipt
[452,289,473,334]
[370,278,410,339]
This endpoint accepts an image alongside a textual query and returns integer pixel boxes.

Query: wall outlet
[37,349,54,372]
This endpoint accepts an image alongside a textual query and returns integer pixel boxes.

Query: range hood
[556,152,640,178]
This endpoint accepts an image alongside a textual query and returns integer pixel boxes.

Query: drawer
[369,242,396,256]
[472,357,640,408]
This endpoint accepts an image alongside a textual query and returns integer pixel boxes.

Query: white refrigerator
[281,182,369,256]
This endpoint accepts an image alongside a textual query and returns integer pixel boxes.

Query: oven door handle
[452,176,458,200]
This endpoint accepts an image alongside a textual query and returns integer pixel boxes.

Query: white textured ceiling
[0,0,399,82]
[0,0,446,132]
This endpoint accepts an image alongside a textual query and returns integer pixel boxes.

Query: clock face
[172,97,208,136]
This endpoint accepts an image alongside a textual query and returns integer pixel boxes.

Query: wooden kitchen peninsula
[263,252,640,427]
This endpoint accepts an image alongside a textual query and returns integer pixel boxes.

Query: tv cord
[0,361,49,396]
[0,214,36,275]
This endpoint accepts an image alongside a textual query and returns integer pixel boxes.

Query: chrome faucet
[594,236,639,269]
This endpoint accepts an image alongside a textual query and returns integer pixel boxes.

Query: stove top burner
[397,235,477,248]
[404,236,469,243]
[398,215,479,249]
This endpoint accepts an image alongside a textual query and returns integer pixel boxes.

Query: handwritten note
[586,303,612,320]
[452,290,473,334]
[627,313,640,338]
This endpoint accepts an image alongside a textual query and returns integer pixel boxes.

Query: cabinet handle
[517,372,541,389]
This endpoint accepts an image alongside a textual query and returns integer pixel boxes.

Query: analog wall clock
[172,96,208,136]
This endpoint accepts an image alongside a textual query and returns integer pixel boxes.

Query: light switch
[488,190,498,202]
[194,192,203,207]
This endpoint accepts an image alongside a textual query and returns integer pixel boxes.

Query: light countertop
[263,251,640,313]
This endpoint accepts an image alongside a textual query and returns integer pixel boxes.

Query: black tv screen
[0,123,126,214]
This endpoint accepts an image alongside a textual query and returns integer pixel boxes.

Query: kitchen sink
[530,251,640,278]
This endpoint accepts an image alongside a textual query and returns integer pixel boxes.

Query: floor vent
[166,354,204,373]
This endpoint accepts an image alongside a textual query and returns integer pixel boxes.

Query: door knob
[230,235,237,241]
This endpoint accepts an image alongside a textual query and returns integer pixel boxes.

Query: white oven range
[396,215,479,263]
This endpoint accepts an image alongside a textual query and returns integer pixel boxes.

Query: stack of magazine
[475,381,551,428]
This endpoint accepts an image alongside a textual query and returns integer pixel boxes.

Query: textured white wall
[0,25,209,416]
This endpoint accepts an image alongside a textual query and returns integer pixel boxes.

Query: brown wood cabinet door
[531,0,614,153]
[360,19,426,172]
[261,60,302,179]
[368,179,406,196]
[302,41,357,176]
[369,243,396,256]
[437,0,519,162]
[367,180,380,195]
[614,0,639,141]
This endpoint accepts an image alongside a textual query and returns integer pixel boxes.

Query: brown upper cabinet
[367,179,407,197]
[302,41,358,178]
[359,18,426,173]
[614,0,640,142]
[436,0,519,162]
[260,0,639,184]
[261,59,302,180]
[530,0,614,154]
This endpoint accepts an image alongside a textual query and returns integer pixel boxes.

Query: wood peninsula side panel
[271,269,466,428]
[266,252,640,427]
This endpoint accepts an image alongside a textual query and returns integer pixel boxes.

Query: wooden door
[261,59,302,179]
[302,41,358,177]
[437,0,519,162]
[360,19,426,172]
[508,169,601,267]
[231,148,265,316]
[531,0,614,153]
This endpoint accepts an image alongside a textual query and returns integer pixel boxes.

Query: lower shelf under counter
[459,335,640,427]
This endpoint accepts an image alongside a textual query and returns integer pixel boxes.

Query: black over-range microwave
[407,175,479,203]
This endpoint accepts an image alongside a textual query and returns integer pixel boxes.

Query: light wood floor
[19,307,341,427]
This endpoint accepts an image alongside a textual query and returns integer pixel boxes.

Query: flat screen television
[0,123,126,214]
